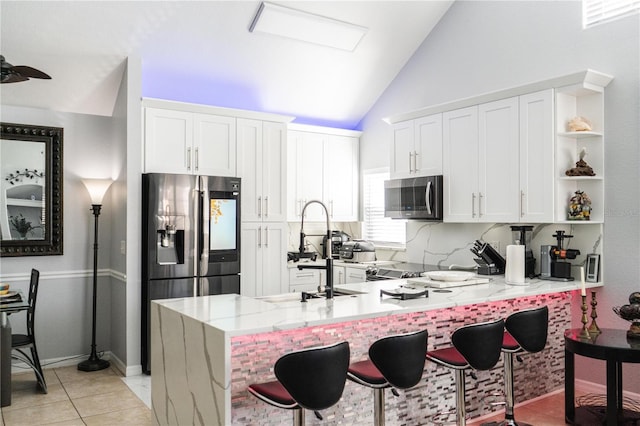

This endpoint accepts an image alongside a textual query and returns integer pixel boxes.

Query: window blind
[361,170,406,245]
[583,0,640,27]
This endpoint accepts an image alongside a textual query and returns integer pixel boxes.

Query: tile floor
[1,366,151,426]
[0,368,592,425]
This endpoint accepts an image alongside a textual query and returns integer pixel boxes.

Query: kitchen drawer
[289,268,324,292]
[289,283,319,293]
[345,267,366,283]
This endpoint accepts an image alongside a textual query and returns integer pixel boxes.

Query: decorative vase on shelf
[568,190,592,221]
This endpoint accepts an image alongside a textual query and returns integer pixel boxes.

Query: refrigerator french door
[141,173,241,373]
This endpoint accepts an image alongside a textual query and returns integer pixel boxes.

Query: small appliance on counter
[322,230,350,259]
[540,230,580,281]
[339,240,376,263]
[511,225,535,278]
[470,240,506,275]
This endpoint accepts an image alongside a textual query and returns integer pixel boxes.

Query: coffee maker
[511,225,535,278]
[322,231,350,259]
[540,230,580,281]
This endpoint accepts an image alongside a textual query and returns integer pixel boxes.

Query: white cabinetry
[289,268,324,293]
[237,119,287,222]
[555,84,607,223]
[444,95,552,223]
[144,107,236,176]
[287,125,360,222]
[390,113,442,178]
[241,223,288,297]
[519,90,555,222]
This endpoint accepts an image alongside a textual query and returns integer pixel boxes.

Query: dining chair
[11,268,47,393]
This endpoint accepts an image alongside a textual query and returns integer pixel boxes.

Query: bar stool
[498,306,548,426]
[426,319,505,426]
[247,341,350,425]
[347,329,428,426]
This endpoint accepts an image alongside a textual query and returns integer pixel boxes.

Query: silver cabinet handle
[264,196,269,218]
[520,190,525,218]
[296,272,314,278]
[195,147,199,171]
[408,152,413,173]
[425,180,432,215]
[264,226,269,247]
[186,147,192,171]
[478,192,484,217]
[258,196,262,217]
[471,193,476,218]
[257,226,262,247]
[413,150,419,173]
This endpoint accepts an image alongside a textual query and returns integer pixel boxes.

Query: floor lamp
[78,178,113,372]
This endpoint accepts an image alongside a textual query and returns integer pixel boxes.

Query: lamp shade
[82,179,113,204]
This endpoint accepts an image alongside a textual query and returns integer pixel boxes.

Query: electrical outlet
[120,240,126,255]
[488,241,500,252]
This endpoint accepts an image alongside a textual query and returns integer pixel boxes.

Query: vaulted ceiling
[0,1,453,128]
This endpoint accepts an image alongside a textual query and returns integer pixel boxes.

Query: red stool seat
[426,346,469,369]
[502,331,521,352]
[248,380,297,409]
[348,359,388,387]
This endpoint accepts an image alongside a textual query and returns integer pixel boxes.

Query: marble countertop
[153,277,602,337]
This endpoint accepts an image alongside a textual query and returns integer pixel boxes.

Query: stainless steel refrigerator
[141,173,241,373]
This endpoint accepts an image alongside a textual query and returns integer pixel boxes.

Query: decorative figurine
[613,292,640,339]
[567,116,592,132]
[566,147,596,176]
[568,190,592,221]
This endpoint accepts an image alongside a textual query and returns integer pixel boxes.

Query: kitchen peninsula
[151,277,600,425]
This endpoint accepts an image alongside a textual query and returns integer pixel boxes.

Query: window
[583,0,640,28]
[361,169,406,246]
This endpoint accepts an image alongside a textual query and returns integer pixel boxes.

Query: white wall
[360,1,639,392]
[0,105,120,362]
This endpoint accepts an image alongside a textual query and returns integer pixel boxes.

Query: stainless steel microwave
[384,175,443,220]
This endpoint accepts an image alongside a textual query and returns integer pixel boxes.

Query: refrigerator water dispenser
[156,215,185,265]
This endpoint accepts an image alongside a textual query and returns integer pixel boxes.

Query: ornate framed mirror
[1,123,63,256]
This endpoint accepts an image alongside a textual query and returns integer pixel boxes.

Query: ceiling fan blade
[13,65,51,79]
[1,73,29,83]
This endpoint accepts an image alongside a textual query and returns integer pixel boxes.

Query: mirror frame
[1,122,63,256]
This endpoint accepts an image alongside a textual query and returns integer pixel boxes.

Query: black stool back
[452,318,504,370]
[505,306,548,353]
[369,329,427,389]
[275,341,350,411]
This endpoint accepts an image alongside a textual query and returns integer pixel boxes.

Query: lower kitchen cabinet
[334,265,366,284]
[240,222,287,297]
[289,268,324,293]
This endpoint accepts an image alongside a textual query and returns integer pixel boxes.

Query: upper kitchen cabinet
[519,90,555,223]
[443,98,519,223]
[554,74,611,224]
[287,124,361,222]
[390,113,442,179]
[143,105,236,176]
[237,119,287,222]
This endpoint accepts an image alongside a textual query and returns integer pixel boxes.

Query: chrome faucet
[297,200,334,299]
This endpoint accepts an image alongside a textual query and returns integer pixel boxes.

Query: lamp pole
[78,179,112,372]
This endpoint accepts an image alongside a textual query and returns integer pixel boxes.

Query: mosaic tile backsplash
[231,292,571,425]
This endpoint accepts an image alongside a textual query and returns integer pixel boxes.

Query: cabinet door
[193,113,236,177]
[295,132,326,221]
[414,113,443,176]
[261,223,288,296]
[478,97,519,222]
[262,122,287,222]
[240,223,261,297]
[520,90,554,222]
[237,119,263,222]
[144,108,192,174]
[333,266,346,285]
[325,135,359,221]
[390,121,415,178]
[443,106,478,222]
